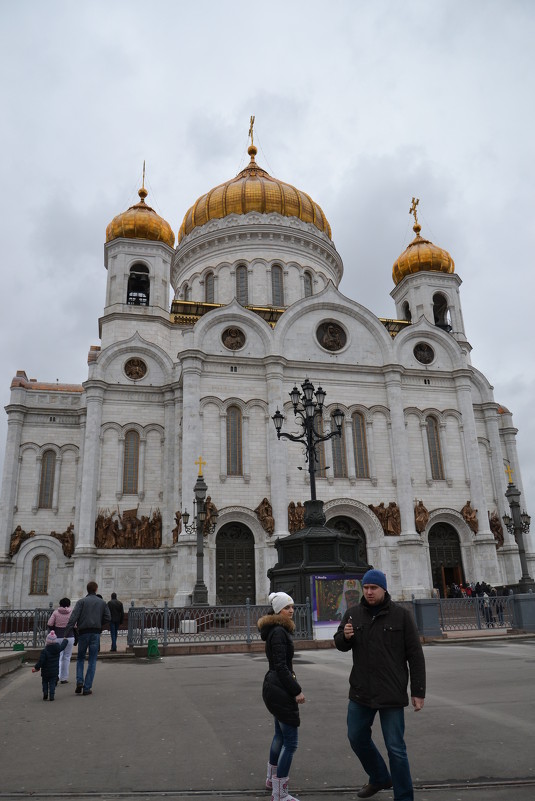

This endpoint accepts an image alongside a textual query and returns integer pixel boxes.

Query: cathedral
[0,131,531,609]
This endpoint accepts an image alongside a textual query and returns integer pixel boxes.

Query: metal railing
[0,596,520,648]
[437,596,514,631]
[127,599,313,647]
[0,608,51,648]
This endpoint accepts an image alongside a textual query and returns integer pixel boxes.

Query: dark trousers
[41,676,56,699]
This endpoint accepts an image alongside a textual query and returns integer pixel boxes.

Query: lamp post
[502,481,534,592]
[272,378,344,502]
[182,461,218,605]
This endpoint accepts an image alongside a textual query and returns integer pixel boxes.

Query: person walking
[258,592,306,801]
[334,569,426,800]
[47,597,75,683]
[67,581,111,696]
[107,592,124,652]
[32,631,68,701]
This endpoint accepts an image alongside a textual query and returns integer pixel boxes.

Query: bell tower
[390,199,470,353]
[102,176,175,345]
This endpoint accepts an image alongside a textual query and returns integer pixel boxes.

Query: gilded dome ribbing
[392,221,454,285]
[177,145,332,243]
[106,187,175,248]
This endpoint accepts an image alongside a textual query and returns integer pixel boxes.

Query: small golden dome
[392,221,454,285]
[177,145,332,243]
[106,186,175,248]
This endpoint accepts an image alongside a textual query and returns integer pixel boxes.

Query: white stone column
[0,409,24,558]
[180,353,204,524]
[219,412,226,480]
[52,454,61,513]
[138,436,146,500]
[384,367,429,597]
[265,359,289,537]
[419,421,433,486]
[77,385,104,551]
[32,455,42,513]
[163,389,177,546]
[439,421,452,486]
[116,435,125,498]
[366,419,377,485]
[344,419,356,483]
[384,368,416,537]
[483,405,510,521]
[242,413,251,482]
[454,372,500,583]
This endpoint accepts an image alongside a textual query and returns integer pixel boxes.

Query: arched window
[331,415,347,477]
[183,283,191,301]
[30,555,49,595]
[304,271,313,298]
[402,301,412,323]
[38,450,56,508]
[426,416,444,480]
[236,264,248,305]
[127,264,150,306]
[226,406,243,476]
[205,271,215,303]
[352,412,369,478]
[123,430,140,494]
[433,293,450,330]
[271,265,284,306]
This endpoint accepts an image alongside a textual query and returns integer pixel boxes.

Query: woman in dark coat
[258,591,305,801]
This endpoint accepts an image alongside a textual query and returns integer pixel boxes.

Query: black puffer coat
[34,640,68,680]
[258,613,302,727]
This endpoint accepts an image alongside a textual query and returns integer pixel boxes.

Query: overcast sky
[1,0,534,515]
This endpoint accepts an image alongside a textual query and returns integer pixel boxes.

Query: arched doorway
[216,523,256,604]
[329,516,368,565]
[428,522,464,597]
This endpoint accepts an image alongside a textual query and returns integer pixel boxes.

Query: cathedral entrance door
[216,524,256,604]
[329,516,368,565]
[429,523,464,597]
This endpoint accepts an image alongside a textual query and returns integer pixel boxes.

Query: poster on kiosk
[310,574,366,640]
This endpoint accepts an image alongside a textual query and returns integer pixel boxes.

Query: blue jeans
[41,677,55,699]
[109,622,119,650]
[76,633,100,691]
[269,718,299,778]
[347,700,413,801]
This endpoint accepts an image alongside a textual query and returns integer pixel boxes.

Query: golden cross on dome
[195,455,206,476]
[504,462,514,484]
[142,160,146,189]
[409,197,419,225]
[249,115,255,146]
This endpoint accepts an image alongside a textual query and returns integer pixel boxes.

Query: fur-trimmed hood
[257,612,295,640]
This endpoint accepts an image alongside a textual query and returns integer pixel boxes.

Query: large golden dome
[106,186,175,248]
[177,144,332,243]
[392,221,454,285]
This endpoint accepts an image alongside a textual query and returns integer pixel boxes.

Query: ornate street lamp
[502,479,534,592]
[272,379,344,502]
[182,458,218,605]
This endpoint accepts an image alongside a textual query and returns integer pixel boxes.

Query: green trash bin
[147,638,160,658]
[12,643,24,652]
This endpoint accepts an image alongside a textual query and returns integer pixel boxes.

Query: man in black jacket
[334,569,425,800]
[107,592,124,652]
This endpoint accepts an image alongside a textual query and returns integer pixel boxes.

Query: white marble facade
[0,155,532,610]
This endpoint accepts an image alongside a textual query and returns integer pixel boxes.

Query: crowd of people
[446,580,509,627]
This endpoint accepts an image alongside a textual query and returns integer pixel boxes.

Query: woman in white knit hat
[257,591,306,801]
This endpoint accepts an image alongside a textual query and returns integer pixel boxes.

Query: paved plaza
[1,638,535,801]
